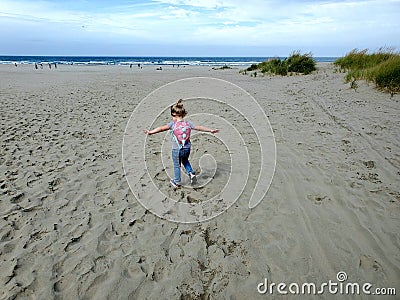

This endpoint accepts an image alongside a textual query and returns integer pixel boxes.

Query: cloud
[0,0,399,55]
[152,0,226,9]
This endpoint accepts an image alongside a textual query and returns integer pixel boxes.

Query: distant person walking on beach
[143,99,219,188]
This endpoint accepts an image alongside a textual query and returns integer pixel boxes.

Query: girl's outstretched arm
[143,125,170,135]
[194,125,219,134]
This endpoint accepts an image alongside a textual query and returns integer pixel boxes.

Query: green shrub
[246,64,259,71]
[371,56,400,95]
[243,51,316,76]
[335,48,399,95]
[259,58,287,75]
[286,51,316,75]
[334,48,395,71]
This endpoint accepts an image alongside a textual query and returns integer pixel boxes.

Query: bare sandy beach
[1,63,399,299]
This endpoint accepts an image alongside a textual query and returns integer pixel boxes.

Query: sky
[0,0,399,56]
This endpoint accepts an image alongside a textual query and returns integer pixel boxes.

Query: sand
[0,63,399,299]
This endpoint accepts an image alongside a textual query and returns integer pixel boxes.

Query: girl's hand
[210,129,219,134]
[143,129,151,135]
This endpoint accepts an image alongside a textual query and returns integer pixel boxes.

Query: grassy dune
[334,48,400,96]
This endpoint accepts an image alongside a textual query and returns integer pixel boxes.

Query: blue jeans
[172,148,194,184]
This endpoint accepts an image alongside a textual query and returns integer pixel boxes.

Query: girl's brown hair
[170,99,187,118]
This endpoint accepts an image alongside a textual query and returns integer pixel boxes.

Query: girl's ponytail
[176,99,183,108]
[171,99,187,117]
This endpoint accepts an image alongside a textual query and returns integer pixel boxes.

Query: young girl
[144,99,219,188]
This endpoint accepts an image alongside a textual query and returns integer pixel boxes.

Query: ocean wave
[0,56,338,66]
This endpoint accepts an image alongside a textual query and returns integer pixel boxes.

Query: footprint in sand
[341,139,355,154]
[356,172,382,184]
[10,191,25,204]
[350,181,364,188]
[307,194,330,204]
[363,160,375,169]
[359,254,382,272]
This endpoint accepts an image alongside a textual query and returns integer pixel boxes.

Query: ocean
[0,56,338,67]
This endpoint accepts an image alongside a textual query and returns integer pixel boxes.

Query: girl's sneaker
[170,179,181,189]
[189,173,197,184]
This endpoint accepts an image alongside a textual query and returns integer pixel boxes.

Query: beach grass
[241,51,316,76]
[334,48,400,96]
